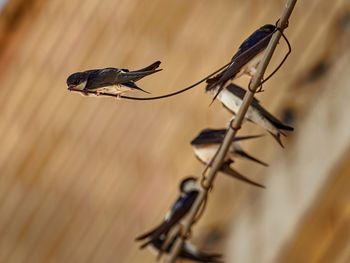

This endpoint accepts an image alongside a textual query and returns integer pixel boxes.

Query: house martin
[136,177,199,248]
[191,128,268,167]
[66,61,162,97]
[206,24,276,100]
[206,83,294,147]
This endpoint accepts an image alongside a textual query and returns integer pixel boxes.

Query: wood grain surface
[0,0,349,262]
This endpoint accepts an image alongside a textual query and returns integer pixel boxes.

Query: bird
[191,128,268,167]
[66,61,162,97]
[136,177,199,248]
[206,24,276,101]
[146,233,223,263]
[191,130,265,188]
[206,83,294,147]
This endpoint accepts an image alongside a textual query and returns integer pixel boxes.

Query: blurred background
[0,0,349,262]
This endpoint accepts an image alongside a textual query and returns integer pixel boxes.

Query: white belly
[193,145,219,164]
[193,144,233,164]
[218,89,278,134]
[99,84,132,94]
[243,51,264,75]
[218,89,242,114]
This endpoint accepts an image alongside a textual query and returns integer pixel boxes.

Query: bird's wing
[206,26,275,101]
[85,68,120,90]
[118,61,162,83]
[119,69,162,83]
[135,191,198,243]
[231,25,275,60]
[207,58,255,102]
[191,129,265,146]
[206,41,266,90]
[225,83,260,104]
[191,129,226,145]
[86,65,161,90]
[252,102,294,131]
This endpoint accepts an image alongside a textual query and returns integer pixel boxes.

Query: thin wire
[192,194,208,224]
[166,0,297,260]
[249,30,292,92]
[260,31,291,85]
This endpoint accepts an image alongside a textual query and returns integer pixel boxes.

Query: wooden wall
[0,0,349,262]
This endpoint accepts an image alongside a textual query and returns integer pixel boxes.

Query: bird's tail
[135,220,171,249]
[220,162,265,188]
[205,73,222,87]
[274,122,294,131]
[135,226,159,242]
[268,131,285,148]
[124,61,162,83]
[119,61,162,84]
[134,61,161,72]
[234,150,268,167]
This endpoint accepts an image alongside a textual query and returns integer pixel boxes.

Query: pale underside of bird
[206,84,294,147]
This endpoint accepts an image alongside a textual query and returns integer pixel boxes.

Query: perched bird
[206,24,276,100]
[146,233,223,263]
[66,61,162,97]
[206,83,294,147]
[136,177,199,248]
[191,128,268,167]
[190,129,265,189]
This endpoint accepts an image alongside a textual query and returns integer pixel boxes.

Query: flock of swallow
[67,24,294,262]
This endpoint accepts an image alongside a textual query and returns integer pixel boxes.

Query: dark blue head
[66,71,89,88]
[238,24,276,52]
